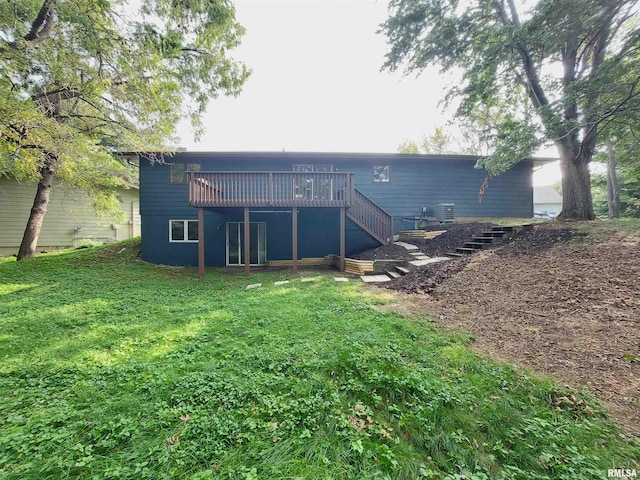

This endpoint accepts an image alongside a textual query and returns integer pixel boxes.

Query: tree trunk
[17,154,58,260]
[606,139,621,218]
[557,144,596,220]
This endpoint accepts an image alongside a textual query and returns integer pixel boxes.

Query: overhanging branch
[24,0,57,43]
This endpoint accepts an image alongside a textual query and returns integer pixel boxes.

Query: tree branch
[24,0,56,43]
[579,8,616,160]
[31,85,82,102]
[594,76,640,135]
[491,1,553,119]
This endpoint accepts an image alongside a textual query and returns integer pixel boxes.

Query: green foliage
[0,0,249,215]
[592,167,640,218]
[592,130,640,217]
[398,127,457,154]
[0,242,637,478]
[397,138,420,154]
[398,103,519,157]
[381,0,640,218]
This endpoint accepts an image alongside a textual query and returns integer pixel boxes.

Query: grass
[0,239,638,479]
[571,217,640,239]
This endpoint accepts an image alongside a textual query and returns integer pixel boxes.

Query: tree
[398,127,456,154]
[596,45,640,218]
[381,0,640,220]
[592,127,640,217]
[605,139,621,218]
[397,108,505,156]
[0,0,249,259]
[397,139,420,154]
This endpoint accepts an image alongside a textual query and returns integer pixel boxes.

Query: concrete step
[447,252,464,257]
[455,247,477,254]
[410,257,451,266]
[396,266,411,275]
[464,242,485,249]
[393,241,419,251]
[386,270,402,279]
[360,274,392,283]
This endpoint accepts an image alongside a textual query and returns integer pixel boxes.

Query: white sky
[176,0,561,185]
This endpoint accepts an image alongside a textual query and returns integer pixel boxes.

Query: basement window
[169,162,201,184]
[373,165,390,183]
[169,220,198,242]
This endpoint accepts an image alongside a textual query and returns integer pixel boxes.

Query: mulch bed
[353,222,496,294]
[353,222,495,263]
[364,222,640,435]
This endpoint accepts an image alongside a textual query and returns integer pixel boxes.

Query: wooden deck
[188,171,394,246]
[189,171,396,277]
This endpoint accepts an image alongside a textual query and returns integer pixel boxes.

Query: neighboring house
[534,185,562,217]
[0,177,140,256]
[138,151,551,274]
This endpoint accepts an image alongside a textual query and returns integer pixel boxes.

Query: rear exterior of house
[139,152,535,271]
[0,178,140,256]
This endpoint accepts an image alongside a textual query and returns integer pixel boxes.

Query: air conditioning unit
[435,203,455,223]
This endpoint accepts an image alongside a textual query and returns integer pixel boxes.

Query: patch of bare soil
[380,222,640,434]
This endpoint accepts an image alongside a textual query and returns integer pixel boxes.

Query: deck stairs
[346,188,394,245]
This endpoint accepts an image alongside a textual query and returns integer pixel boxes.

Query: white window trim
[169,219,199,243]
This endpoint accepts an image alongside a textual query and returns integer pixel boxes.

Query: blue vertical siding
[140,152,536,266]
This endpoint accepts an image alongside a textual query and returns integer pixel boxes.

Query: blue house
[137,151,542,275]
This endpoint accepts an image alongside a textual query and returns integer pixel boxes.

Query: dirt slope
[373,222,640,434]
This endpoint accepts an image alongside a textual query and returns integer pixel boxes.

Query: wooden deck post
[292,207,298,275]
[198,207,205,278]
[244,207,250,277]
[339,207,346,272]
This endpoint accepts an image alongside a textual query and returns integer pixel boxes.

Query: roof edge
[120,150,559,163]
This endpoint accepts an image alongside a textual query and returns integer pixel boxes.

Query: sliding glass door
[226,222,266,266]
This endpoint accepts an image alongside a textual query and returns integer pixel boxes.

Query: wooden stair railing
[347,188,394,245]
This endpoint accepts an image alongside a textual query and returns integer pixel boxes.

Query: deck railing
[188,171,353,207]
[187,171,393,245]
[347,188,394,245]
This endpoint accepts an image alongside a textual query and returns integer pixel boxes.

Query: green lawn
[0,240,638,479]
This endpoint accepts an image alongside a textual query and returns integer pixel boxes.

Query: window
[169,162,201,184]
[169,220,198,242]
[373,165,390,183]
[293,164,333,200]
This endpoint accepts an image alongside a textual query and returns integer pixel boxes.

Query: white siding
[0,178,139,255]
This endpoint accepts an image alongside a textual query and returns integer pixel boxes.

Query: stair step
[447,252,464,257]
[386,270,402,279]
[464,242,484,249]
[482,231,507,237]
[495,225,515,231]
[360,274,392,283]
[455,247,477,254]
[396,266,411,274]
[473,236,495,243]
